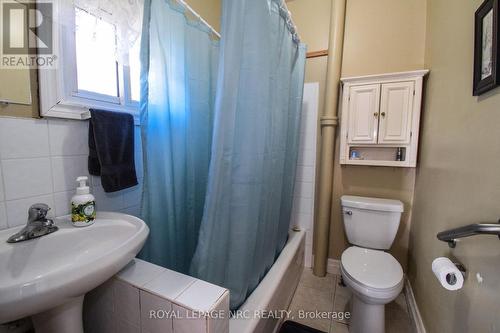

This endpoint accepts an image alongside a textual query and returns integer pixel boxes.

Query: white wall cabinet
[347,84,380,144]
[339,70,429,167]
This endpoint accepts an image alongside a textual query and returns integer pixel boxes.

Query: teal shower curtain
[190,0,307,309]
[139,0,219,273]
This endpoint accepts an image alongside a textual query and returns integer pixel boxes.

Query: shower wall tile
[0,202,7,230]
[116,258,166,288]
[0,161,4,201]
[291,82,319,268]
[172,304,206,333]
[143,269,196,300]
[140,291,173,333]
[84,260,230,333]
[175,280,227,313]
[0,116,143,231]
[113,279,141,327]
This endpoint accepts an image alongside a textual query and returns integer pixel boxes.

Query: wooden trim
[404,278,427,333]
[306,50,328,59]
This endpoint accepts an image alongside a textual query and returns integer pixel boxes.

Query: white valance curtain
[74,0,144,64]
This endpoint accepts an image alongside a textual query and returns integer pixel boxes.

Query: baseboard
[404,277,426,333]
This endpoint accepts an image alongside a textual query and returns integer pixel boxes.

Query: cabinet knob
[381,112,386,117]
[373,112,379,117]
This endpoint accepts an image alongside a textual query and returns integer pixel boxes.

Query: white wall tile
[123,182,142,209]
[113,279,140,327]
[208,291,229,333]
[2,158,53,200]
[116,319,140,333]
[53,190,73,216]
[294,181,314,199]
[297,148,316,167]
[292,197,313,215]
[84,278,114,316]
[291,212,313,230]
[83,307,115,333]
[116,258,166,288]
[0,161,4,201]
[172,304,206,333]
[6,194,55,227]
[0,118,50,159]
[143,269,196,300]
[122,205,141,218]
[295,166,315,183]
[134,127,144,179]
[51,155,89,192]
[48,119,89,156]
[93,185,124,211]
[175,280,227,313]
[0,117,139,229]
[140,291,173,333]
[0,202,7,230]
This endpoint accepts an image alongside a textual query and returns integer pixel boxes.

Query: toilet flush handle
[344,210,353,216]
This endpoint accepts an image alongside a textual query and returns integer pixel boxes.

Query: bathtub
[229,230,305,333]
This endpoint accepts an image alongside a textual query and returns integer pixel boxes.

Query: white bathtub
[229,230,305,333]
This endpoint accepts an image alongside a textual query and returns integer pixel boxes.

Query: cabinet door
[378,82,414,144]
[347,84,381,144]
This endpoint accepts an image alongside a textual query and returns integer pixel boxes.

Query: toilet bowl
[341,246,403,333]
[340,195,404,333]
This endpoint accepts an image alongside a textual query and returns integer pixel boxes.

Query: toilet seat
[341,246,403,291]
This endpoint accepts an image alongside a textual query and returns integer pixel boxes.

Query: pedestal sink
[0,212,149,333]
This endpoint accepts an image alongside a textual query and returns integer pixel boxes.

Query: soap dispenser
[71,176,96,227]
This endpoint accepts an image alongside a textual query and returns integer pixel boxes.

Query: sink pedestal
[32,296,84,333]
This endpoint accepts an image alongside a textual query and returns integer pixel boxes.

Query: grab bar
[437,220,500,248]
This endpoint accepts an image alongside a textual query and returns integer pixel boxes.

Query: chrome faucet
[7,204,59,243]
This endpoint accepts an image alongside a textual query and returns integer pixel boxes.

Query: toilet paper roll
[432,257,464,291]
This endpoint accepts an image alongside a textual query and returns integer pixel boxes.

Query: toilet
[340,195,404,333]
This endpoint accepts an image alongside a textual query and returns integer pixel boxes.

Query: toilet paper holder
[447,262,467,284]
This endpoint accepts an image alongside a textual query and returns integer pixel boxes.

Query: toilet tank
[341,195,404,250]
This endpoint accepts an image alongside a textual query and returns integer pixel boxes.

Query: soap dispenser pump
[71,176,96,227]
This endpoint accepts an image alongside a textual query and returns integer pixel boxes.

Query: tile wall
[84,259,229,333]
[291,82,319,268]
[0,116,143,230]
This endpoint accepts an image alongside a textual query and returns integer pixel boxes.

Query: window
[38,0,143,121]
[129,38,141,103]
[75,7,119,99]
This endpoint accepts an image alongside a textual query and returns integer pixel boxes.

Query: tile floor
[287,269,413,333]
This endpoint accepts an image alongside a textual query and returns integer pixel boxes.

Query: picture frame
[474,0,500,96]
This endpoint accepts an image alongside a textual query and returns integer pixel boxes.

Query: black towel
[88,109,138,193]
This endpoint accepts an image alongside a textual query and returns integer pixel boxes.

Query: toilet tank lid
[341,195,404,212]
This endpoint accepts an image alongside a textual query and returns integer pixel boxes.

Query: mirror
[0,67,32,105]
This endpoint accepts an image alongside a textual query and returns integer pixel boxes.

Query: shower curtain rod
[175,0,221,38]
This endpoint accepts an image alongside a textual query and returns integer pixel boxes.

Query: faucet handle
[28,203,51,223]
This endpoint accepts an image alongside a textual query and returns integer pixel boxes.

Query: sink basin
[0,212,149,332]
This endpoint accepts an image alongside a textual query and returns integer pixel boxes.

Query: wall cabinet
[339,70,429,167]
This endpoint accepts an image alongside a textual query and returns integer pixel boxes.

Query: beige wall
[289,0,427,270]
[334,0,426,271]
[287,0,332,130]
[341,0,426,77]
[408,0,500,332]
[185,0,221,32]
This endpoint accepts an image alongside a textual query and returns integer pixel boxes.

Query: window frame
[38,0,140,122]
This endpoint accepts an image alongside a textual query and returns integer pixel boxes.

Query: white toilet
[340,195,404,333]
